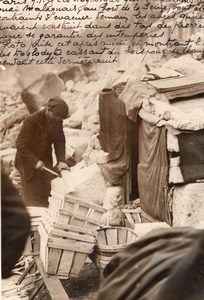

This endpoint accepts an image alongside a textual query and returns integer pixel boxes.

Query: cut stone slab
[51,163,108,206]
[172,183,204,227]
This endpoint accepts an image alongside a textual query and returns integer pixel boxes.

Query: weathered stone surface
[169,166,184,184]
[58,65,87,83]
[101,208,123,226]
[51,163,108,205]
[103,186,123,210]
[162,55,204,76]
[60,91,78,115]
[64,128,92,163]
[64,108,84,129]
[172,183,204,227]
[21,72,65,113]
[100,186,123,226]
[167,131,179,152]
[83,134,109,167]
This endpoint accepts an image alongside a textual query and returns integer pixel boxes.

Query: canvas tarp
[98,88,129,186]
[138,119,171,224]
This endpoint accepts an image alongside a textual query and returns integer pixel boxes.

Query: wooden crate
[38,212,96,278]
[122,207,142,227]
[42,210,97,241]
[23,207,47,256]
[94,227,138,269]
[23,218,41,256]
[48,194,107,230]
[48,191,65,221]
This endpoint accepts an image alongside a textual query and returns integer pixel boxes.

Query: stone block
[172,183,204,227]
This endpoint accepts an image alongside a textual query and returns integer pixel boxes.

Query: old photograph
[1,0,204,299]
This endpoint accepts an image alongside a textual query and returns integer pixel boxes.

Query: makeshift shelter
[97,72,204,226]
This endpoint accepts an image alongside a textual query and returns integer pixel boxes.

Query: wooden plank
[118,228,127,245]
[127,230,134,244]
[35,257,70,300]
[47,248,61,274]
[64,195,106,212]
[122,208,141,213]
[57,250,74,277]
[124,212,134,224]
[148,75,204,92]
[50,228,95,243]
[106,228,118,245]
[70,252,87,277]
[59,209,100,226]
[48,238,94,254]
[165,87,204,100]
[96,230,107,245]
[53,222,96,237]
[33,231,41,252]
[38,223,48,266]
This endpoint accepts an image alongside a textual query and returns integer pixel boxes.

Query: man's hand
[57,162,70,172]
[35,160,45,170]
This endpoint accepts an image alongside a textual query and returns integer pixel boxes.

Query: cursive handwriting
[0,0,203,66]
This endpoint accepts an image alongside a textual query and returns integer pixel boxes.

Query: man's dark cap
[47,97,69,119]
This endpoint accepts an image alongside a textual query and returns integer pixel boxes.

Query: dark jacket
[15,108,66,178]
[14,109,66,206]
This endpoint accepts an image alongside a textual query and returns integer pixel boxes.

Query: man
[15,97,69,207]
[1,169,30,278]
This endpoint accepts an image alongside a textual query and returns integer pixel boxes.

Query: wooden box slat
[48,192,106,231]
[70,252,87,277]
[58,209,100,226]
[50,228,95,244]
[64,195,106,213]
[53,222,96,237]
[57,250,74,277]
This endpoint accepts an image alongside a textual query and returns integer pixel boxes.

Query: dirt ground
[2,261,101,300]
[35,262,101,300]
[62,262,101,300]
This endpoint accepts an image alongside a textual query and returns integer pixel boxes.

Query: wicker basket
[38,211,96,278]
[93,226,138,269]
[48,193,107,230]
